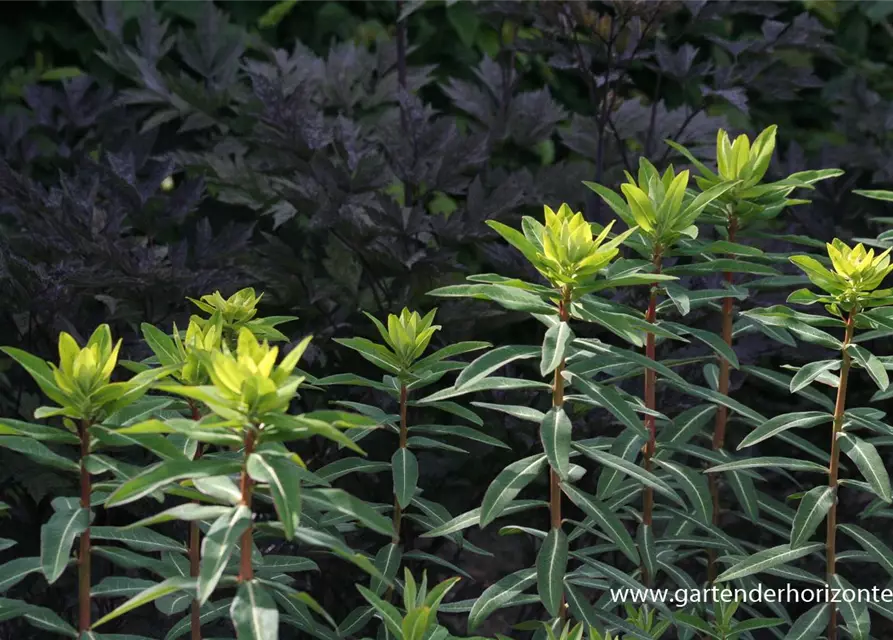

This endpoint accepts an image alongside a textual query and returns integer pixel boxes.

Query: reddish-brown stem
[392,384,409,545]
[642,251,663,586]
[78,420,92,632]
[550,292,572,621]
[708,216,738,583]
[188,401,203,640]
[826,311,855,640]
[238,430,257,582]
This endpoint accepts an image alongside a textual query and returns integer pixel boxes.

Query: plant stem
[826,310,855,640]
[642,251,663,586]
[392,384,409,544]
[188,401,203,640]
[551,292,571,621]
[708,215,738,583]
[238,429,257,582]
[78,419,92,633]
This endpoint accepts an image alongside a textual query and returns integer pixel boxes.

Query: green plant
[720,239,893,640]
[0,325,174,634]
[666,126,843,580]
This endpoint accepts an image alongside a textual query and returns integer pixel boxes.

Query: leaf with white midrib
[0,557,42,594]
[832,574,870,640]
[790,486,834,548]
[839,434,892,503]
[840,524,893,576]
[455,345,540,390]
[783,603,830,640]
[738,411,832,450]
[40,506,89,584]
[536,528,567,618]
[561,483,639,564]
[231,580,278,640]
[468,568,536,632]
[540,321,573,376]
[480,454,548,527]
[392,448,419,509]
[575,444,682,504]
[706,457,828,474]
[716,543,823,583]
[540,407,572,480]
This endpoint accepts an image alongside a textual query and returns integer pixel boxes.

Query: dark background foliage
[3,1,893,637]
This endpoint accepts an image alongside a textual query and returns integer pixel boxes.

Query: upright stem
[708,215,738,583]
[188,401,203,640]
[78,420,92,633]
[551,291,571,621]
[826,311,855,640]
[392,384,409,544]
[642,251,663,586]
[238,430,257,582]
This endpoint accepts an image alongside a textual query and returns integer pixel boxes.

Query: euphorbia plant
[95,327,382,638]
[666,126,842,579]
[0,325,174,635]
[320,308,499,635]
[424,203,702,632]
[586,157,736,584]
[715,239,893,640]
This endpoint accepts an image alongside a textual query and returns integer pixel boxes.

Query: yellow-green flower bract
[487,203,634,292]
[172,317,223,385]
[203,327,310,417]
[189,287,262,330]
[365,308,440,368]
[789,239,893,314]
[53,325,121,401]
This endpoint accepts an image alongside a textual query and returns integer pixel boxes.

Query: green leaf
[468,568,536,632]
[715,543,823,582]
[653,459,712,524]
[230,580,278,640]
[833,574,870,640]
[428,283,556,314]
[561,483,639,564]
[140,324,180,368]
[839,434,892,502]
[247,452,303,540]
[848,344,889,390]
[164,598,233,640]
[333,338,401,374]
[93,577,158,598]
[411,341,491,373]
[637,524,656,583]
[664,259,780,277]
[198,506,252,604]
[541,322,573,376]
[0,436,79,472]
[418,499,546,538]
[410,424,509,449]
[392,448,419,509]
[124,504,232,530]
[370,544,402,596]
[784,603,830,640]
[315,458,389,482]
[106,459,241,507]
[92,527,185,554]
[257,0,298,28]
[574,444,682,504]
[840,524,893,576]
[706,457,828,474]
[41,505,89,584]
[480,454,548,527]
[738,411,833,450]
[357,584,404,638]
[0,347,69,407]
[92,577,195,628]
[0,557,42,593]
[540,407,572,480]
[789,360,841,393]
[304,489,394,537]
[790,486,834,548]
[536,528,567,618]
[569,375,648,440]
[454,345,539,390]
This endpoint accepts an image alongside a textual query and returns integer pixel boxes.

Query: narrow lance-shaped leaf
[41,505,90,584]
[536,528,568,618]
[541,322,573,376]
[715,544,823,583]
[839,434,892,503]
[247,452,303,540]
[480,454,548,527]
[790,486,834,548]
[540,407,572,481]
[392,448,419,509]
[230,580,278,640]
